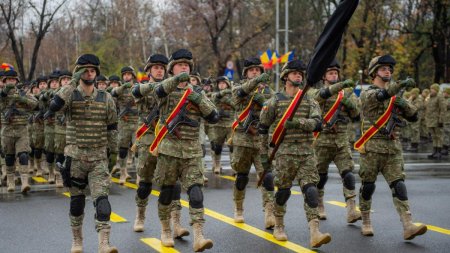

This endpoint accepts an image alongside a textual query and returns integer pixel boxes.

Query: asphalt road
[1,143,449,253]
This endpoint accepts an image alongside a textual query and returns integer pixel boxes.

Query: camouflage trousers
[420,117,428,138]
[135,135,157,207]
[155,153,205,224]
[2,125,30,174]
[32,123,45,149]
[359,151,409,214]
[443,123,450,147]
[273,153,319,222]
[231,145,273,208]
[69,158,111,231]
[409,121,421,144]
[44,124,55,153]
[118,120,137,148]
[315,144,356,200]
[209,126,232,148]
[54,132,66,154]
[429,127,443,147]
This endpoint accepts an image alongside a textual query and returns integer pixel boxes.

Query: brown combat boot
[361,211,374,236]
[171,210,190,239]
[213,154,221,174]
[133,206,146,232]
[400,211,427,240]
[20,174,30,193]
[97,228,118,253]
[264,202,275,229]
[308,219,331,248]
[48,163,55,184]
[55,171,64,188]
[273,216,288,241]
[318,194,326,220]
[234,200,244,223]
[7,173,15,192]
[119,168,127,185]
[346,198,361,223]
[71,225,83,253]
[160,219,174,247]
[192,223,213,252]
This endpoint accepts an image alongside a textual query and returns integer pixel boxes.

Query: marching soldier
[32,76,48,177]
[406,88,424,152]
[0,69,38,193]
[425,83,446,159]
[420,89,430,140]
[45,54,119,252]
[355,54,427,240]
[311,60,361,223]
[96,75,109,91]
[259,60,331,247]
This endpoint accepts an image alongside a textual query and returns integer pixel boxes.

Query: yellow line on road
[219,175,302,195]
[61,191,127,223]
[414,223,450,236]
[112,178,313,253]
[32,176,48,183]
[140,238,180,253]
[326,200,367,212]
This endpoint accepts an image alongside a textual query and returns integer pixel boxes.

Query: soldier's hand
[253,93,265,107]
[187,92,202,105]
[284,119,300,129]
[260,154,271,171]
[174,72,190,83]
[255,73,270,84]
[341,97,354,110]
[106,86,113,93]
[219,89,232,97]
[4,83,15,93]
[73,67,87,83]
[394,97,408,109]
[399,77,415,88]
[341,79,355,89]
[122,82,133,89]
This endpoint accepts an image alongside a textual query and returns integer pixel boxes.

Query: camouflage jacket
[112,83,139,124]
[211,88,234,128]
[445,97,450,124]
[0,87,38,126]
[135,81,159,145]
[425,93,446,127]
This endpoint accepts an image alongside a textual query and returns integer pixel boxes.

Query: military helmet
[411,88,420,95]
[368,54,396,77]
[280,59,306,80]
[2,69,19,82]
[47,70,60,84]
[444,87,450,95]
[96,74,108,82]
[120,66,136,79]
[190,71,202,84]
[36,75,47,84]
[326,59,340,73]
[144,54,169,72]
[74,54,100,76]
[167,49,194,75]
[58,70,72,81]
[109,75,121,85]
[216,76,231,88]
[430,83,440,92]
[242,57,264,77]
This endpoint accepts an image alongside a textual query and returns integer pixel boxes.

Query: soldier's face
[190,77,199,86]
[49,79,59,89]
[110,81,119,88]
[97,81,107,90]
[5,78,18,85]
[430,89,437,96]
[444,92,449,98]
[287,71,303,84]
[173,62,190,75]
[122,72,133,82]
[32,87,40,94]
[203,85,211,92]
[60,77,71,86]
[246,67,262,79]
[218,81,228,90]
[376,66,392,81]
[324,70,339,84]
[38,81,47,90]
[150,65,165,81]
[82,68,97,82]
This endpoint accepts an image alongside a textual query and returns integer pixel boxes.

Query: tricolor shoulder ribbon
[313,90,344,138]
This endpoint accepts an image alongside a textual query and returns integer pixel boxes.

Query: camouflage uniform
[54,70,72,171]
[425,84,446,158]
[32,85,47,176]
[420,90,430,139]
[442,89,450,155]
[406,88,423,151]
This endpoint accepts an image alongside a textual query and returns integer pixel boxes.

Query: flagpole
[285,0,289,54]
[275,0,280,92]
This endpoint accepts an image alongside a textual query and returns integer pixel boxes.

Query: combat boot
[273,216,288,241]
[98,228,118,253]
[436,147,442,159]
[7,173,15,192]
[442,145,449,155]
[35,159,43,177]
[234,200,244,223]
[48,163,55,184]
[71,225,83,253]
[361,211,374,236]
[55,171,63,188]
[119,168,127,185]
[160,219,174,247]
[318,194,326,220]
[133,206,146,232]
[308,219,331,248]
[264,202,275,229]
[428,147,439,159]
[171,209,190,238]
[346,198,361,223]
[192,223,213,252]
[213,154,221,174]
[400,211,427,240]
[407,143,418,152]
[20,174,30,193]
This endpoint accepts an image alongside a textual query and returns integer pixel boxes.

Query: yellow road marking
[61,191,127,223]
[112,178,313,253]
[140,238,180,253]
[326,200,367,212]
[219,175,302,195]
[32,176,48,183]
[415,223,450,236]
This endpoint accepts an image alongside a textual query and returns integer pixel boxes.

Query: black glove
[399,77,416,89]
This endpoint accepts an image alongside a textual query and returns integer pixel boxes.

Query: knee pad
[56,153,65,165]
[262,172,274,191]
[341,170,356,190]
[158,185,174,205]
[275,188,291,206]
[187,184,204,209]
[213,143,223,155]
[228,145,233,153]
[46,152,55,163]
[137,182,152,200]
[360,182,376,201]
[18,152,28,165]
[390,179,408,201]
[34,149,43,159]
[235,173,249,191]
[172,182,181,201]
[317,173,328,189]
[119,148,128,159]
[70,195,86,217]
[5,154,15,166]
[302,183,319,208]
[94,195,111,222]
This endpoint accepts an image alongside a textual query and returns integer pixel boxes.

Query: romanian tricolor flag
[136,68,149,83]
[271,51,279,67]
[1,63,14,71]
[278,50,294,64]
[260,49,273,69]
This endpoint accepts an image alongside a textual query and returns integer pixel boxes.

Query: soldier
[44,54,119,252]
[406,88,424,152]
[0,69,38,193]
[442,88,450,155]
[229,57,275,229]
[311,60,361,223]
[31,76,48,177]
[134,49,217,251]
[97,75,109,91]
[54,70,72,179]
[108,75,121,89]
[41,71,62,186]
[356,54,427,239]
[27,81,39,174]
[111,66,139,184]
[420,89,430,141]
[259,60,331,247]
[426,84,447,159]
[209,76,234,174]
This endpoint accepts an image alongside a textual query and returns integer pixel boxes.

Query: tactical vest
[66,89,108,148]
[319,92,350,134]
[233,85,273,131]
[214,89,234,126]
[274,92,314,143]
[117,87,139,122]
[1,89,30,126]
[137,93,158,132]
